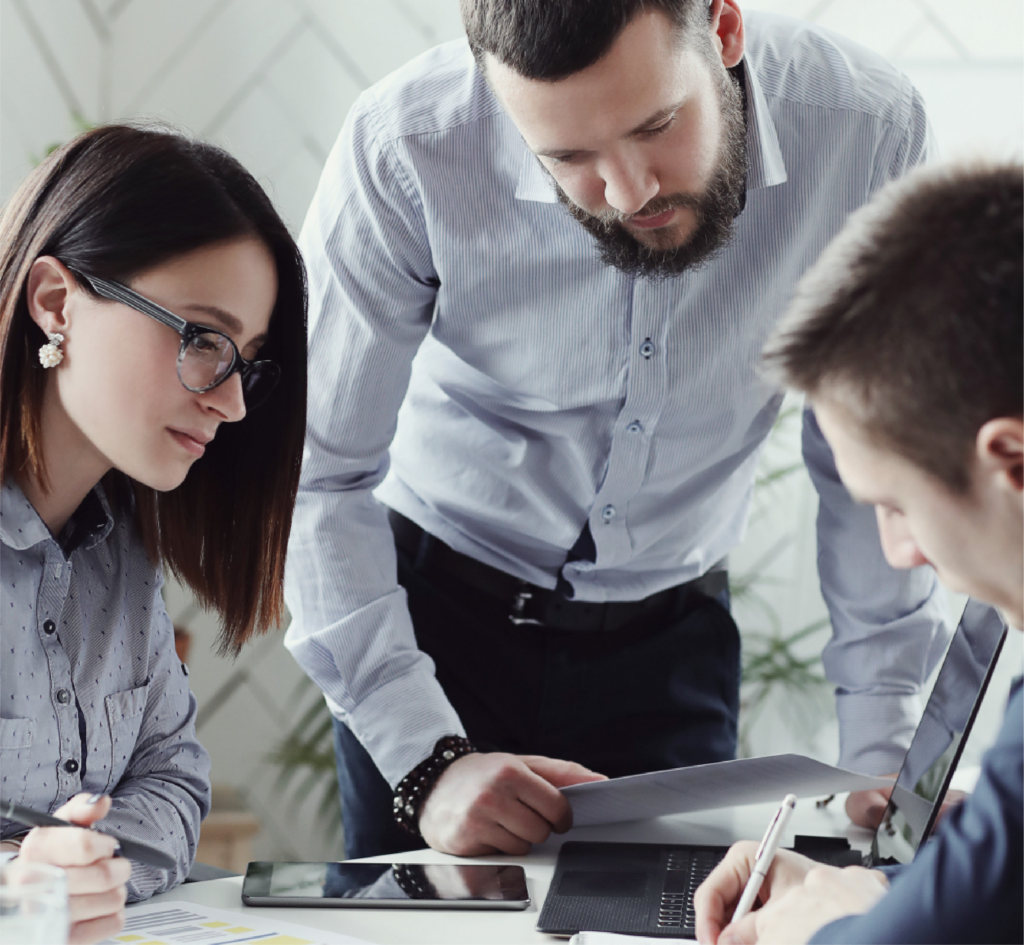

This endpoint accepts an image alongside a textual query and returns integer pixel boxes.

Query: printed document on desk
[562,754,893,826]
[100,901,369,944]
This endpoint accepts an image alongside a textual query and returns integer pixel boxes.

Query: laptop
[536,600,1008,939]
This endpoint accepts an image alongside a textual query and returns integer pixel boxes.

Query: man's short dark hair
[764,162,1023,493]
[460,0,711,80]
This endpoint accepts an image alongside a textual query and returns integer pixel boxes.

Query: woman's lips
[168,429,207,458]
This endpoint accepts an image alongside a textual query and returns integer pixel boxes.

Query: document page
[100,901,369,945]
[562,753,893,826]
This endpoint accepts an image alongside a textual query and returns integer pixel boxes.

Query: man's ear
[976,417,1024,494]
[26,256,77,337]
[710,0,744,69]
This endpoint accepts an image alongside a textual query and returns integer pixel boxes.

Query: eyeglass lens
[179,331,279,407]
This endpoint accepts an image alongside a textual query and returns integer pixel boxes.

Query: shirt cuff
[333,672,466,788]
[836,691,923,774]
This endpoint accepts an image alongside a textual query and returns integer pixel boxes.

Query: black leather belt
[387,508,728,632]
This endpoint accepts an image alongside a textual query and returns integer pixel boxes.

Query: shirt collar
[1,479,115,553]
[515,55,787,205]
[740,55,787,191]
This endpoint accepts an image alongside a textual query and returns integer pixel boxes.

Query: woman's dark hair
[0,123,307,654]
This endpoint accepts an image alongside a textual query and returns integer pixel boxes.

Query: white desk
[145,798,871,944]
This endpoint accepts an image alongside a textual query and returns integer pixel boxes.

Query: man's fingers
[520,755,608,787]
[694,884,734,944]
[496,794,562,845]
[504,763,575,834]
[693,842,758,944]
[719,912,760,945]
[844,781,895,829]
[19,826,119,867]
[477,822,533,857]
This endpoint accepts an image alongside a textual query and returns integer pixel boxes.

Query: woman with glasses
[0,124,306,943]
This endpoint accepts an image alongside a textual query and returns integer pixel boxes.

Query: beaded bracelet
[391,863,438,900]
[393,735,477,836]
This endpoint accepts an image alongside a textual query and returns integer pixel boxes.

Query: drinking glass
[0,860,69,945]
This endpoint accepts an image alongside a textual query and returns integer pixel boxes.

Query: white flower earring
[38,332,65,368]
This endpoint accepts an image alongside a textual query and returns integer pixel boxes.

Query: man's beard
[555,66,747,279]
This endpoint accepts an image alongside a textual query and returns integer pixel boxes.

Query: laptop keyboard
[536,841,730,938]
[657,849,722,932]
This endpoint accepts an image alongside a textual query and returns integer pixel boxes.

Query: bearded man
[285,0,952,860]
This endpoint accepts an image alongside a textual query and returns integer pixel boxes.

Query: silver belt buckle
[509,586,544,626]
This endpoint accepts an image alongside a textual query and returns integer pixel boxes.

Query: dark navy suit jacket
[812,677,1023,944]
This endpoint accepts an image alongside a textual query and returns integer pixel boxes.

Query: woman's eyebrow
[180,303,244,334]
[180,303,269,347]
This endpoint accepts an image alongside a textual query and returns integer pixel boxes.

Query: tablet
[242,861,530,910]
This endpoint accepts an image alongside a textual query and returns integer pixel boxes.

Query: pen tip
[784,794,797,807]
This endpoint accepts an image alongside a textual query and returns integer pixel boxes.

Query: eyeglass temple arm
[77,273,189,334]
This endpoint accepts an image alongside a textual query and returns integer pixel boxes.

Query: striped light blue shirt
[285,11,951,788]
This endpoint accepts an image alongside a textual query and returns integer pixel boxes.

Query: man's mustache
[588,192,703,228]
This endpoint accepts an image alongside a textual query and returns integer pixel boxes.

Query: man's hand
[845,779,895,828]
[719,864,888,945]
[17,794,131,945]
[417,752,606,856]
[694,841,817,944]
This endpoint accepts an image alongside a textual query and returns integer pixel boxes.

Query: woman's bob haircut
[0,123,307,654]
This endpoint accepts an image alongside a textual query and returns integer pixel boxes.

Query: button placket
[580,281,670,579]
[39,542,79,795]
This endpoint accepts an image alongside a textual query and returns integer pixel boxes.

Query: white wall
[2,0,1021,859]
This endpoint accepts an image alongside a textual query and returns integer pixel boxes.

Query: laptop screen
[871,599,1007,865]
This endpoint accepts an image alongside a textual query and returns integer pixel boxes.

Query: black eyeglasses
[73,271,280,408]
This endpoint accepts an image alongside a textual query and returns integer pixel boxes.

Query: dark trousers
[333,541,741,859]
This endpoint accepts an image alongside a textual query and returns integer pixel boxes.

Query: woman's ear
[26,256,77,337]
[976,417,1024,495]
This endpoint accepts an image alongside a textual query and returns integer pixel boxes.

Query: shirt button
[626,421,643,434]
[64,759,79,774]
[602,505,616,522]
[639,339,655,358]
[56,689,71,705]
[43,619,56,635]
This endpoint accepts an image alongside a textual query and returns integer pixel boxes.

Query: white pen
[731,793,798,924]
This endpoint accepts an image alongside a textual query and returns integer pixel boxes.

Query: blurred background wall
[2,0,1022,863]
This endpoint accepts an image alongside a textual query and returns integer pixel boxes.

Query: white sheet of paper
[570,934,663,945]
[100,901,369,945]
[562,753,894,826]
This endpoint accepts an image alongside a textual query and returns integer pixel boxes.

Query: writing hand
[693,841,816,944]
[720,864,888,945]
[17,793,131,945]
[417,752,605,856]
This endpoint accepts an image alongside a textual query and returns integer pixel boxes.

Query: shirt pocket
[103,685,149,794]
[0,717,34,805]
